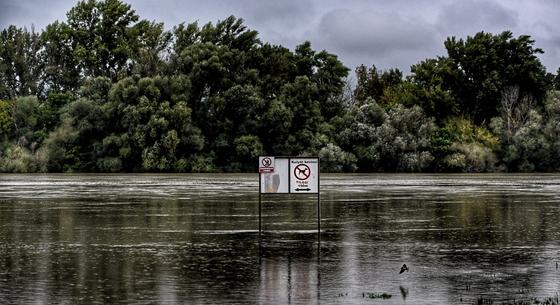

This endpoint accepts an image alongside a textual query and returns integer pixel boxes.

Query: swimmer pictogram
[262,157,272,167]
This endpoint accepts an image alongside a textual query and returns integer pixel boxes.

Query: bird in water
[399,264,409,274]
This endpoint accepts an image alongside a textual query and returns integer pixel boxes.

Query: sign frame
[259,157,319,195]
[258,156,321,244]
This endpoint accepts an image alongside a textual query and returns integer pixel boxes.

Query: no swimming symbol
[261,157,272,167]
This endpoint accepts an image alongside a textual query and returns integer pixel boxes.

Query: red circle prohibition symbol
[294,164,311,180]
[262,157,272,167]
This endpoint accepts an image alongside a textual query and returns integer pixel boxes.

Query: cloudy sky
[1,0,560,73]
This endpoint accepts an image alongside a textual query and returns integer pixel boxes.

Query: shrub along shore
[1,0,560,173]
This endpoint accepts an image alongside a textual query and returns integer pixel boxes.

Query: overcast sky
[1,0,560,73]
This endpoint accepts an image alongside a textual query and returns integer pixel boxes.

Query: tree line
[1,0,560,173]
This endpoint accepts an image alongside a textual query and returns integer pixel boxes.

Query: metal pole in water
[317,158,321,302]
[317,158,321,247]
[317,192,320,244]
[259,172,262,237]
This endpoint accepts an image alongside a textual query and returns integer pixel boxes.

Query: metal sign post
[259,172,262,237]
[258,156,321,244]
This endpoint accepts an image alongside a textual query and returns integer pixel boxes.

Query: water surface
[1,174,560,304]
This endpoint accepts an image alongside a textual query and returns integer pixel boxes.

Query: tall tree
[312,50,349,119]
[354,64,402,107]
[554,68,560,90]
[444,31,548,123]
[66,0,140,80]
[130,20,172,77]
[41,21,81,93]
[0,100,12,140]
[0,26,43,99]
[404,57,459,122]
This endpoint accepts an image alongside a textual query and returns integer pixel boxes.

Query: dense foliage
[1,0,559,172]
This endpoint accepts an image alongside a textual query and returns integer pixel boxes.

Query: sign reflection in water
[1,174,560,304]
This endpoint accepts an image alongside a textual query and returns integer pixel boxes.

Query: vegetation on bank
[1,0,560,173]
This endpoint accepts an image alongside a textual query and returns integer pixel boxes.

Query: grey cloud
[236,0,315,26]
[530,22,560,71]
[520,2,560,71]
[1,0,560,72]
[0,0,75,30]
[0,1,30,29]
[223,0,317,48]
[132,0,315,29]
[436,0,519,37]
[434,0,560,70]
[310,8,439,71]
[129,0,315,49]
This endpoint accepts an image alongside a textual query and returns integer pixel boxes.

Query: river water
[1,174,560,304]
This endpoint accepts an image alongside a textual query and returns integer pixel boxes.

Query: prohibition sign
[294,164,311,180]
[262,157,272,167]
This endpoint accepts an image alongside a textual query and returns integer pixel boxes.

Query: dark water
[1,174,560,304]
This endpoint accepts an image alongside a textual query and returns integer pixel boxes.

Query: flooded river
[1,174,560,304]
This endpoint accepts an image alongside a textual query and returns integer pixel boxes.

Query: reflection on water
[1,174,560,304]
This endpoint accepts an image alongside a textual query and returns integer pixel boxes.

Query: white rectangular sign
[289,158,319,194]
[260,158,289,193]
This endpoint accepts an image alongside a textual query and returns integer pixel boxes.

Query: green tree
[373,104,435,171]
[312,51,349,118]
[11,96,40,146]
[66,0,140,80]
[0,26,43,99]
[172,16,260,119]
[318,143,357,172]
[231,135,264,171]
[554,68,560,90]
[338,99,435,172]
[131,20,172,77]
[34,93,66,134]
[491,110,547,172]
[404,58,459,122]
[541,90,560,170]
[444,31,548,123]
[337,98,383,171]
[354,65,384,102]
[0,100,12,140]
[42,78,114,172]
[250,43,296,99]
[490,90,560,172]
[41,21,81,93]
[0,143,47,173]
[437,117,499,172]
[354,64,402,107]
[106,76,203,171]
[276,76,321,155]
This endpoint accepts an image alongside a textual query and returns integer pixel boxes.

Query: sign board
[290,158,319,193]
[260,158,289,193]
[259,156,275,173]
[259,157,319,194]
[258,156,321,240]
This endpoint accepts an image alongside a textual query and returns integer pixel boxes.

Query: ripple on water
[1,173,560,305]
